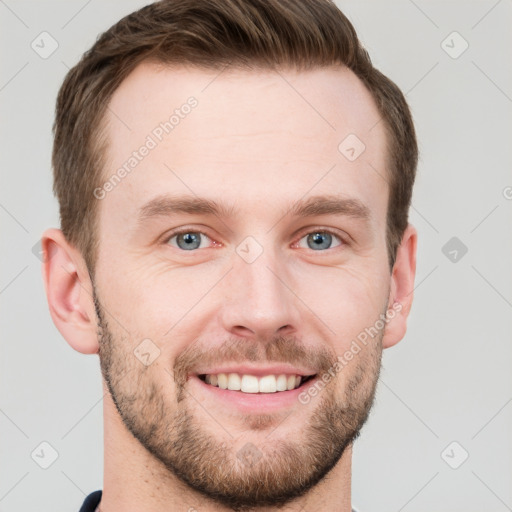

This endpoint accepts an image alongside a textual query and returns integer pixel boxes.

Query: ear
[41,228,99,354]
[382,224,417,349]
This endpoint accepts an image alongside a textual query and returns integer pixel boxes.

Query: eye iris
[307,232,332,250]
[177,232,201,250]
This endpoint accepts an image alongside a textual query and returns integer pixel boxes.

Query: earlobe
[382,224,417,349]
[41,228,99,355]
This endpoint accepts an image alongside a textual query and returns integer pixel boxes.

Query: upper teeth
[204,373,304,393]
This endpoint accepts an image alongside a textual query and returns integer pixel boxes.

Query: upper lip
[191,364,317,378]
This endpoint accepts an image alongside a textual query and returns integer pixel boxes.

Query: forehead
[100,61,388,229]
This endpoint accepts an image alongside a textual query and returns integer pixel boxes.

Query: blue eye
[165,229,343,252]
[168,231,210,250]
[298,231,342,251]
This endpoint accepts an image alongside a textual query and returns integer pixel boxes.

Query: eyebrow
[138,195,236,221]
[288,195,371,221]
[138,194,371,223]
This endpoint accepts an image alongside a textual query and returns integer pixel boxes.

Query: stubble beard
[94,289,383,511]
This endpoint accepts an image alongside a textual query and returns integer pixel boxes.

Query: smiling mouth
[197,373,317,394]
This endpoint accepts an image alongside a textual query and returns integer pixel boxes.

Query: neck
[100,383,352,512]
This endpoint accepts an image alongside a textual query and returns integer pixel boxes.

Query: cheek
[294,262,389,344]
[97,260,225,353]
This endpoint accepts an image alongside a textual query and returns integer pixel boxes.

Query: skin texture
[42,63,417,511]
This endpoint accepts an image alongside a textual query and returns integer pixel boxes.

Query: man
[42,0,417,510]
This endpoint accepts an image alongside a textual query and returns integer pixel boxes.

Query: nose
[219,246,301,340]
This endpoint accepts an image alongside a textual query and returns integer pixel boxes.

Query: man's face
[94,62,392,508]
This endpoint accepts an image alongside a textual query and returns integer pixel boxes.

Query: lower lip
[189,375,318,413]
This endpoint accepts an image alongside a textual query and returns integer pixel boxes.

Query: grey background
[1,1,511,511]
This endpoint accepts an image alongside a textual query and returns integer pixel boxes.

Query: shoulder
[78,490,102,512]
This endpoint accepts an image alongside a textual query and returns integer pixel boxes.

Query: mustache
[173,335,339,388]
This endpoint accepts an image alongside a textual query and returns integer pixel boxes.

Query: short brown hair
[53,0,417,272]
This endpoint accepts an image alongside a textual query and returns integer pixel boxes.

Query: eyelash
[163,227,348,252]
